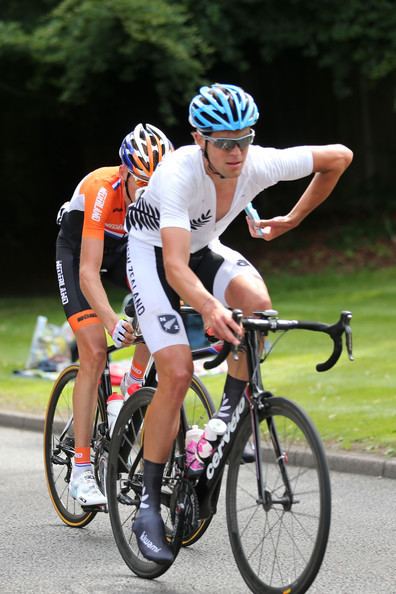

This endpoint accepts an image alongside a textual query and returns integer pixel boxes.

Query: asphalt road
[1,425,395,594]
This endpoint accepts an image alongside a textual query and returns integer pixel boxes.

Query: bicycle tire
[106,378,215,577]
[226,396,331,594]
[43,365,106,528]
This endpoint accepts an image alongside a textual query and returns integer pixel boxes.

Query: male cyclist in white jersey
[126,83,353,563]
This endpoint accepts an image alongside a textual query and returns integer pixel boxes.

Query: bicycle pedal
[117,492,136,505]
[81,504,108,513]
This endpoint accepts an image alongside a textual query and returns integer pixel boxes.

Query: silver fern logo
[158,314,180,334]
[127,196,160,231]
[190,210,212,230]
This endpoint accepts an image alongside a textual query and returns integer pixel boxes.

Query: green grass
[0,292,129,414]
[1,268,395,457]
[198,267,396,458]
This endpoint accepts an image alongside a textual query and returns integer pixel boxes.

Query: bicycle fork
[251,396,295,512]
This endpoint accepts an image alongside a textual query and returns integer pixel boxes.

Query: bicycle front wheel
[43,365,106,527]
[226,396,331,594]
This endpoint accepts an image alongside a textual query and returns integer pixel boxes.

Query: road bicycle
[43,306,218,535]
[106,308,353,593]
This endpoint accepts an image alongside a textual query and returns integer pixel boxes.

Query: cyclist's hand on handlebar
[110,319,135,348]
[202,300,242,346]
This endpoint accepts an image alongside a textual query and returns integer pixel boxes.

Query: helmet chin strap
[203,143,226,180]
[125,172,134,203]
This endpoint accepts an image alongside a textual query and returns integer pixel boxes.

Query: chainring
[169,478,200,540]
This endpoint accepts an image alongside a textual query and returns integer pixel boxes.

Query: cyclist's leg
[224,271,271,381]
[107,388,183,577]
[67,325,108,505]
[131,349,193,563]
[126,238,193,563]
[143,346,193,462]
[196,242,270,461]
[56,238,107,504]
[121,342,150,396]
[72,324,107,449]
[197,242,271,421]
[106,245,151,396]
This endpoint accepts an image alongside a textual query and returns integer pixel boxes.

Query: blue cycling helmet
[189,83,259,132]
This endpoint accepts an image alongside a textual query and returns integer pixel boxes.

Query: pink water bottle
[185,425,204,477]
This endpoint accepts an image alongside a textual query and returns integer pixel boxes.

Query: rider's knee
[250,292,272,313]
[163,364,193,390]
[156,350,193,392]
[79,343,107,373]
[237,290,272,316]
[226,275,272,314]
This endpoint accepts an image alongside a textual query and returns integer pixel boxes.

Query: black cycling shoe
[242,440,256,463]
[132,511,174,565]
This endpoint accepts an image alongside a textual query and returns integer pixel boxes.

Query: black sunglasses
[200,130,255,151]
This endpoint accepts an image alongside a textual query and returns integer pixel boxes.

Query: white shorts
[127,236,262,354]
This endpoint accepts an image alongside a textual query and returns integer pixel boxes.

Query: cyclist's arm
[253,144,353,241]
[79,237,122,335]
[161,227,240,344]
[78,179,132,341]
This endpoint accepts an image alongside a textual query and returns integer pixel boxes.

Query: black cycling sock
[140,459,165,512]
[214,375,247,425]
[132,460,173,564]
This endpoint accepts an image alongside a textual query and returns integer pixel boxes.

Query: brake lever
[231,309,243,361]
[316,310,353,372]
[343,313,354,361]
[203,309,243,369]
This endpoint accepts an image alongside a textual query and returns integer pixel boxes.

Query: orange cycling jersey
[58,166,127,250]
[56,166,129,332]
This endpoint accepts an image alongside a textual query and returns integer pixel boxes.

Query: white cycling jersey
[126,144,313,251]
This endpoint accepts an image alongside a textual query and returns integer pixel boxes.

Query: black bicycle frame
[193,326,269,519]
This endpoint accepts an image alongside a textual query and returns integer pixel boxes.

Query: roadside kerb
[1,410,395,480]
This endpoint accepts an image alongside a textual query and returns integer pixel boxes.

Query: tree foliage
[0,0,395,286]
[1,0,211,121]
[1,0,395,112]
[184,0,396,95]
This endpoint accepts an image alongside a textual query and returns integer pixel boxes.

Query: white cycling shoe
[69,471,107,506]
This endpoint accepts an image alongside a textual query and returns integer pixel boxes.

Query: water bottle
[196,418,227,462]
[107,393,125,437]
[185,425,204,476]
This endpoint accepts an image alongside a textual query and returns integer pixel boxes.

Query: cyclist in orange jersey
[55,124,173,505]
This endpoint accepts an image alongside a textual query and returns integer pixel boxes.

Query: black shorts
[55,233,129,332]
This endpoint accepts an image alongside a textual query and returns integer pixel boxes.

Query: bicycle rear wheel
[183,374,215,427]
[43,365,106,527]
[226,396,331,594]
